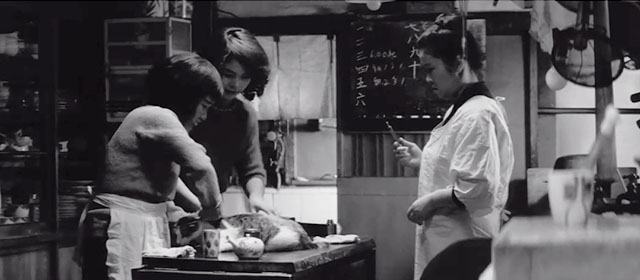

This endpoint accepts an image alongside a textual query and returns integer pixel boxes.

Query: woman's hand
[406,189,459,225]
[406,195,436,225]
[393,138,422,168]
[249,194,277,215]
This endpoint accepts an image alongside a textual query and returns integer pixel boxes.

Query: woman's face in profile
[219,58,251,101]
[419,51,460,100]
[184,96,213,131]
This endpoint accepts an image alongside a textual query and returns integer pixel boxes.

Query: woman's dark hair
[205,27,270,97]
[146,52,223,120]
[417,13,485,76]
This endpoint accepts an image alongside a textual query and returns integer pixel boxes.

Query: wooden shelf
[0,53,39,81]
[108,65,152,71]
[0,222,51,249]
[107,41,166,46]
[0,109,42,125]
[0,151,47,158]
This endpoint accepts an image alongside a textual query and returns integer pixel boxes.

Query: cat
[170,213,327,252]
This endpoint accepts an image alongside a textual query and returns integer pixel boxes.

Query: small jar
[326,219,337,235]
[29,193,40,222]
[33,90,39,111]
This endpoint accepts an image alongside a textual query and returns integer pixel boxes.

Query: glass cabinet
[104,17,191,122]
[0,8,55,235]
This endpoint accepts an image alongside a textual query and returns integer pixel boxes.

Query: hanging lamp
[550,1,625,88]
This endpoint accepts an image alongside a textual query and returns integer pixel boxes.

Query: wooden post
[593,0,618,197]
[191,1,215,55]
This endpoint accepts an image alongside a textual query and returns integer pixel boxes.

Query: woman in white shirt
[393,14,514,280]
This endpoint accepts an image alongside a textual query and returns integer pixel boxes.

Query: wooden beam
[525,35,538,168]
[214,11,530,36]
[593,0,618,189]
[539,108,640,114]
[192,1,215,55]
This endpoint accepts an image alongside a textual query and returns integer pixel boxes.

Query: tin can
[202,229,220,258]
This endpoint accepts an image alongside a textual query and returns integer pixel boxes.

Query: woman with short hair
[393,13,515,279]
[78,52,224,280]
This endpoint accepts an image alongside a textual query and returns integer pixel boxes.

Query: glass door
[0,11,47,231]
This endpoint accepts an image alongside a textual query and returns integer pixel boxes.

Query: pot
[226,235,264,260]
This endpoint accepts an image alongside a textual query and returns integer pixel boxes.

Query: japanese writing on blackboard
[344,19,487,131]
[351,21,433,109]
[353,25,368,107]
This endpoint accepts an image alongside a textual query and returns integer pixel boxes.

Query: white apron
[76,194,172,280]
[413,96,513,279]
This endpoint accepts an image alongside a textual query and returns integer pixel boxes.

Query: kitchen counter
[224,185,337,194]
[133,238,375,280]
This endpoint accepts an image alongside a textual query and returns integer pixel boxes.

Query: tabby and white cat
[171,213,326,252]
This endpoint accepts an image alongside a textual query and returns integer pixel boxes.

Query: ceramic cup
[4,32,19,57]
[548,169,594,228]
[202,229,220,258]
[0,33,6,54]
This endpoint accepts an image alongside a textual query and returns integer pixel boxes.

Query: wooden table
[132,238,376,280]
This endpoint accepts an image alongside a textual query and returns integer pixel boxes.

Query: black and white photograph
[1,1,640,280]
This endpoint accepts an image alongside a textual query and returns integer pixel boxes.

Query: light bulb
[545,66,568,91]
[366,1,382,11]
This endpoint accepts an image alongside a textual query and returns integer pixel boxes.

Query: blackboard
[342,19,486,132]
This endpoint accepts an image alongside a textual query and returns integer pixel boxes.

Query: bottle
[326,219,337,236]
[33,90,39,111]
[29,193,40,222]
[0,81,9,108]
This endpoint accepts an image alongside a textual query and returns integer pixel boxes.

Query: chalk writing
[409,46,420,59]
[404,23,420,32]
[406,33,421,44]
[370,62,404,73]
[369,49,397,59]
[356,92,366,106]
[409,61,420,79]
[355,65,369,74]
[356,77,367,89]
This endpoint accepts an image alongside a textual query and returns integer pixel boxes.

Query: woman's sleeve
[235,109,267,189]
[448,112,501,217]
[135,109,222,218]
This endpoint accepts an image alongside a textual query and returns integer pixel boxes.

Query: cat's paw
[220,241,234,252]
[312,237,330,249]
